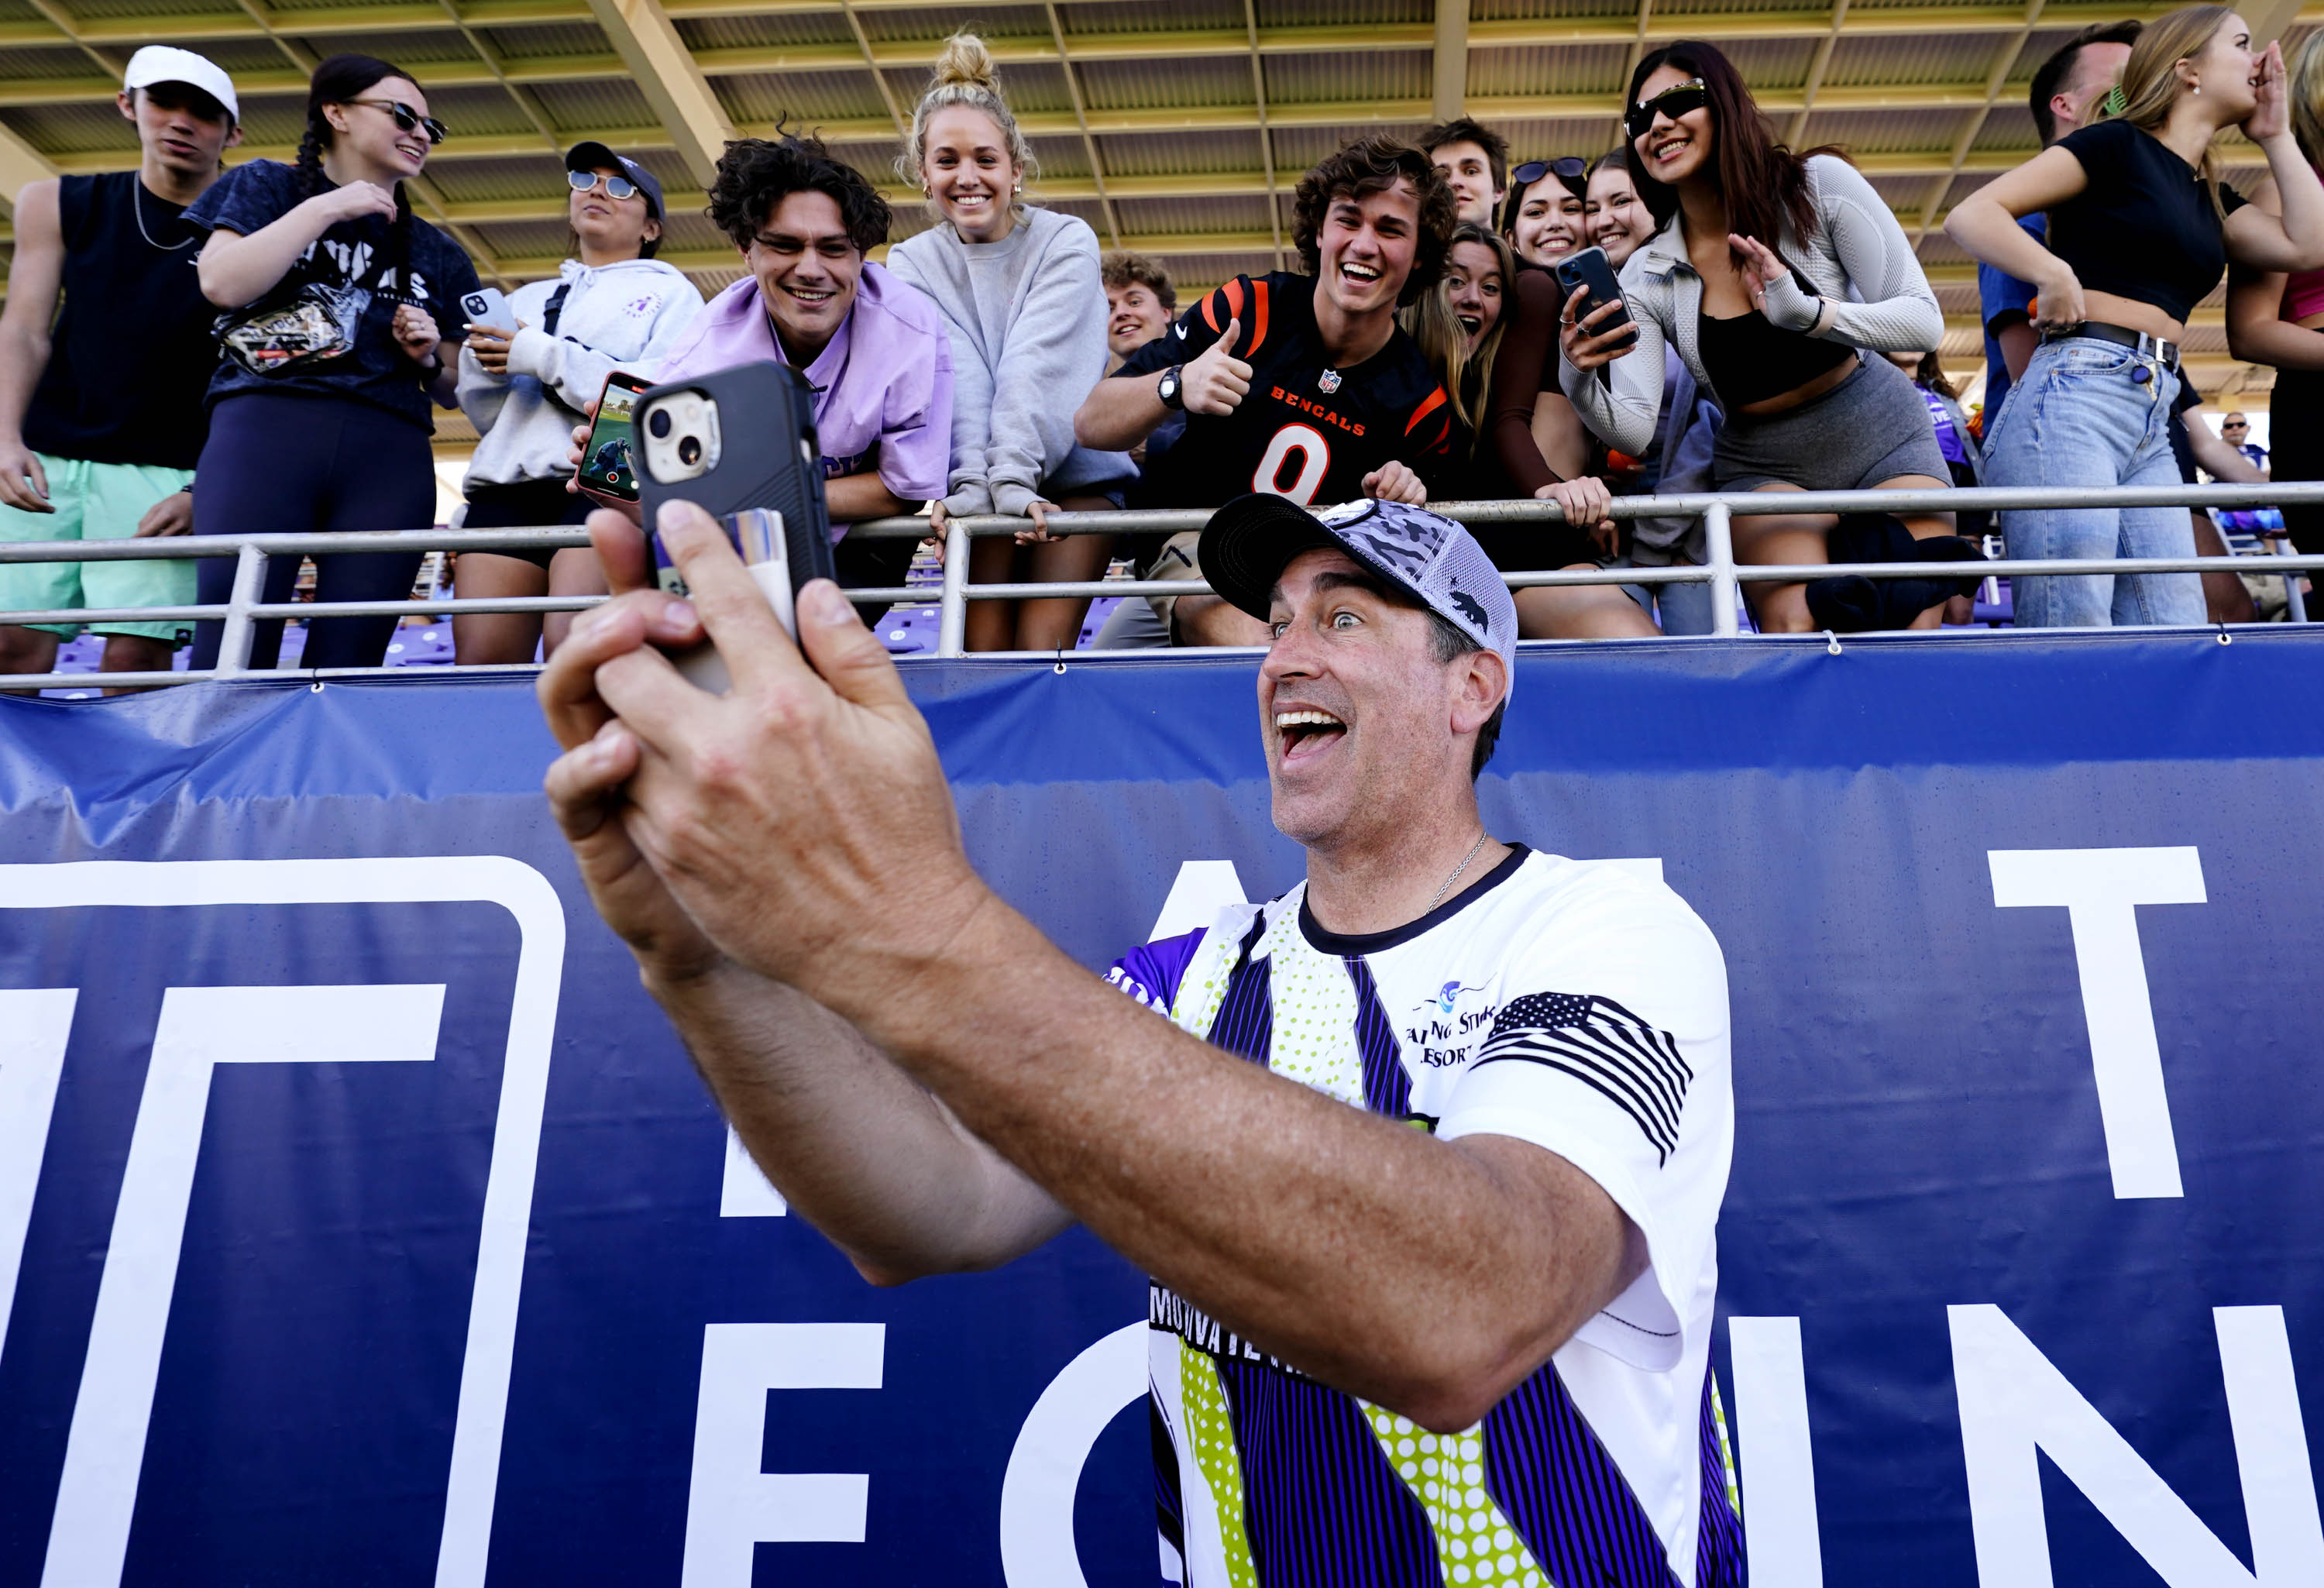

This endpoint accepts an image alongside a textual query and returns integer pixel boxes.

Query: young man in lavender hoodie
[646,131,954,601]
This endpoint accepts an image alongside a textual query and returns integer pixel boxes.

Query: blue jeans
[1983,337,2202,627]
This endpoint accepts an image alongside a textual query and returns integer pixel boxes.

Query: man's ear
[224,121,245,151]
[1452,645,1508,738]
[116,89,136,124]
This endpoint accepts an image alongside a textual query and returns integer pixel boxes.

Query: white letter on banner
[42,983,445,1588]
[1149,862,1248,941]
[1728,1316,1823,1587]
[681,1322,885,1587]
[719,1125,787,1217]
[1988,847,2205,1198]
[1949,1303,2324,1586]
[0,989,77,1359]
[1000,1322,1149,1588]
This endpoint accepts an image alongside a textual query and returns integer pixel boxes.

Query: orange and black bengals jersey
[1118,272,1461,511]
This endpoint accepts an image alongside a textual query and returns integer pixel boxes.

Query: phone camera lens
[678,435,702,466]
[647,409,672,439]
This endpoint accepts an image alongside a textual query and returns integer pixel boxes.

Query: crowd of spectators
[3,9,2319,685]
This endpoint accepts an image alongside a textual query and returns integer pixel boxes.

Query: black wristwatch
[1156,365,1185,411]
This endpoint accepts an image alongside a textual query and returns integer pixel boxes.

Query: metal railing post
[937,516,971,657]
[1703,503,1739,638]
[212,543,269,677]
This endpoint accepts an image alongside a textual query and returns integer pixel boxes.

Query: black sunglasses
[1625,79,1710,143]
[1511,156,1587,191]
[349,98,447,146]
[568,168,640,201]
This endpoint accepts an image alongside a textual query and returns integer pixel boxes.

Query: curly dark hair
[707,125,890,253]
[1291,136,1456,308]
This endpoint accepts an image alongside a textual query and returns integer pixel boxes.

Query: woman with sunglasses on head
[1562,44,1972,634]
[885,33,1134,653]
[452,143,702,665]
[1955,7,2324,628]
[181,53,479,671]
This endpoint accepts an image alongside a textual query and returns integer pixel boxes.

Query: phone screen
[577,375,647,503]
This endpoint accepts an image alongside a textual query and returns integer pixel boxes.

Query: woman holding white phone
[453,142,701,663]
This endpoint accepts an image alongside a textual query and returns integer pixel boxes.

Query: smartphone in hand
[459,286,515,336]
[1552,246,1638,351]
[576,370,651,505]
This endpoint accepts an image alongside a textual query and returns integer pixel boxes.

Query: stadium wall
[2,633,2321,1587]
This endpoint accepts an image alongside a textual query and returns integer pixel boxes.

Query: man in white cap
[0,46,239,689]
[535,493,1745,1585]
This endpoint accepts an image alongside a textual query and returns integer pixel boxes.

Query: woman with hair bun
[1954,5,2324,627]
[180,52,479,670]
[886,32,1134,652]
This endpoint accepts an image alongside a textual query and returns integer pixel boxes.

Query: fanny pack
[215,280,364,376]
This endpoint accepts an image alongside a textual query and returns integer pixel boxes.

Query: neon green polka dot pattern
[1710,1373,1741,1517]
[1180,1344,1260,1588]
[1259,917,1364,1105]
[1168,908,1251,1038]
[1362,1404,1546,1588]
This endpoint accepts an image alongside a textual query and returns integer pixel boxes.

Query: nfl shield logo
[1318,369,1342,394]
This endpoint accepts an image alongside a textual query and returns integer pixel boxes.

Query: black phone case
[1553,250,1635,342]
[638,361,837,593]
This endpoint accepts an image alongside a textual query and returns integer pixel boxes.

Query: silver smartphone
[460,286,515,335]
[650,507,799,693]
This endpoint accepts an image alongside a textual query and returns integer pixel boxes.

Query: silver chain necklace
[1425,830,1491,914]
[132,180,191,252]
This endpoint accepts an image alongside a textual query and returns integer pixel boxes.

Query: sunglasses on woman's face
[568,169,640,201]
[350,98,447,146]
[1625,79,1710,143]
[1510,156,1587,190]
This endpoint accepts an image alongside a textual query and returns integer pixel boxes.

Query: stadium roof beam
[1043,0,1121,249]
[427,0,570,160]
[0,122,56,212]
[835,0,908,136]
[1787,0,1848,146]
[585,0,739,185]
[1432,0,1467,122]
[1243,0,1284,269]
[1913,0,2047,246]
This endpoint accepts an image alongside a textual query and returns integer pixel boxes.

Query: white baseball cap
[122,46,238,123]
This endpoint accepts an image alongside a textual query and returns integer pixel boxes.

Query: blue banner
[2,630,2321,1587]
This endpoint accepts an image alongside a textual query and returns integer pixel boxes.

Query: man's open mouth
[1276,709,1346,760]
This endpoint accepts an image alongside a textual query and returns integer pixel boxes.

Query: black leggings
[191,392,438,671]
[2274,367,2324,559]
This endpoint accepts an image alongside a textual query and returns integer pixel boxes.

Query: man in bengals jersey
[1078,136,1461,645]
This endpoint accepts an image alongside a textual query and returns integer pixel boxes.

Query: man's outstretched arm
[542,517,1071,1283]
[545,507,1642,1434]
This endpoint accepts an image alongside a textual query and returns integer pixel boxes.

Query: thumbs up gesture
[1183,315,1253,416]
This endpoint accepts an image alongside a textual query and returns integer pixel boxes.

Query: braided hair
[297,53,421,297]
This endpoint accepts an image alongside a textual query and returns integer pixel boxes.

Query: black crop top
[1696,309,1854,407]
[2051,119,2248,322]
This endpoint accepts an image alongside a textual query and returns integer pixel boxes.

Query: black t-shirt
[2051,120,2249,322]
[1118,272,1459,510]
[183,160,480,431]
[22,172,218,470]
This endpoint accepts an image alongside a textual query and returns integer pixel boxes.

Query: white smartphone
[460,287,515,335]
[651,507,799,693]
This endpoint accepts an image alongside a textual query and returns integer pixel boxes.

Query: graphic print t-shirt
[1106,848,1741,1588]
[184,160,481,430]
[1117,271,1459,510]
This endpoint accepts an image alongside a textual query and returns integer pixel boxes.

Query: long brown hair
[1625,40,1847,273]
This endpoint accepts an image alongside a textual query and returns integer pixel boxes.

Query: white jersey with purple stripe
[1106,847,1742,1588]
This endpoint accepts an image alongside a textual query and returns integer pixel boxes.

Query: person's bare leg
[1172,593,1274,646]
[1513,570,1660,638]
[452,551,548,665]
[0,624,61,692]
[1013,508,1116,651]
[964,534,1019,653]
[542,545,609,658]
[2191,512,2256,624]
[95,632,174,694]
[1734,483,1832,634]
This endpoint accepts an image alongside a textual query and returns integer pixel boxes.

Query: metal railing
[0,483,2317,692]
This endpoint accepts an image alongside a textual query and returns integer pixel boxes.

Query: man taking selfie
[0,47,240,689]
[538,490,1744,1587]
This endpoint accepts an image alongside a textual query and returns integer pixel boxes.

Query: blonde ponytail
[895,31,1039,218]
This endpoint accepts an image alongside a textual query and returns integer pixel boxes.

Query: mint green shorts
[0,453,198,641]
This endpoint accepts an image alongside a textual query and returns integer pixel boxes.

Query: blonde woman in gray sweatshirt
[888,33,1134,652]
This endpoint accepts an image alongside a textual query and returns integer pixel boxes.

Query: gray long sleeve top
[1559,155,1944,458]
[886,205,1133,518]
